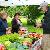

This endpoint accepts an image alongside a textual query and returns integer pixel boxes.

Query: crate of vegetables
[28,32,43,50]
[30,38,42,50]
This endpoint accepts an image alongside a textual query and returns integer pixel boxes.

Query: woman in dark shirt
[0,12,8,35]
[12,13,22,33]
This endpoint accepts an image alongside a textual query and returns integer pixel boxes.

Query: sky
[0,0,50,6]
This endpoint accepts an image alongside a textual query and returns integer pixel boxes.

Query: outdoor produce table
[0,27,43,50]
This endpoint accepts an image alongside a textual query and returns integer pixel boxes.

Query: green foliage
[27,5,43,25]
[0,5,43,25]
[0,5,42,18]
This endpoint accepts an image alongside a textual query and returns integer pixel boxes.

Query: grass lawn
[7,16,43,34]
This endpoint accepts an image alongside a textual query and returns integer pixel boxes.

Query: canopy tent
[0,0,50,7]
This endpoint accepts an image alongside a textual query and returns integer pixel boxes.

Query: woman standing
[0,12,8,35]
[12,12,22,33]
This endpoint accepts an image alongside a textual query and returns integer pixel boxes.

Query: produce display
[0,28,43,50]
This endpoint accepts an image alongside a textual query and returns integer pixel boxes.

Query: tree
[0,5,43,26]
[27,5,42,25]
